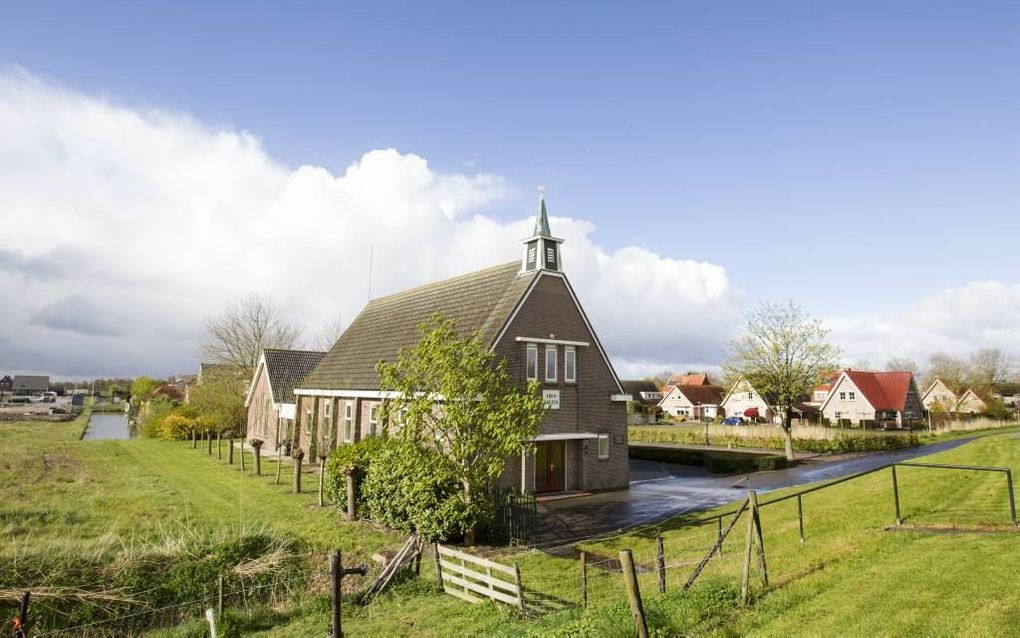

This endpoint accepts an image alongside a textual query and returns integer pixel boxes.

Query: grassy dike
[4,414,1020,635]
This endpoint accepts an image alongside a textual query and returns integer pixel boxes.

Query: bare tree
[309,314,344,352]
[885,357,921,374]
[970,347,1014,393]
[200,294,302,376]
[725,301,841,460]
[926,353,970,396]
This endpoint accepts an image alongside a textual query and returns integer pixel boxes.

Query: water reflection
[83,412,135,440]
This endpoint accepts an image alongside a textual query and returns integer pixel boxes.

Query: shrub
[629,424,919,455]
[160,414,194,440]
[323,436,392,516]
[362,441,478,542]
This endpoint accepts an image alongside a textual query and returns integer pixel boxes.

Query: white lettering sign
[543,390,560,410]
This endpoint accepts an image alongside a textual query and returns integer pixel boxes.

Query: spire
[521,187,564,274]
[533,192,552,238]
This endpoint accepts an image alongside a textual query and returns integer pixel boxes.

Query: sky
[1,1,1020,379]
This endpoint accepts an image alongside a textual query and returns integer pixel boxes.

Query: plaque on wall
[543,389,560,410]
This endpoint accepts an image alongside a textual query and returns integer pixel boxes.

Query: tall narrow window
[369,404,379,437]
[545,345,557,382]
[597,434,610,460]
[322,401,332,444]
[343,403,354,442]
[304,409,313,436]
[526,344,538,380]
[564,347,576,383]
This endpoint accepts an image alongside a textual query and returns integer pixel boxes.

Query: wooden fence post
[276,445,283,485]
[228,432,234,465]
[740,489,768,604]
[318,456,326,507]
[293,450,303,493]
[15,590,29,638]
[217,574,223,618]
[191,428,197,449]
[580,550,588,608]
[330,551,341,638]
[253,440,263,476]
[750,490,768,587]
[892,465,902,525]
[216,430,222,460]
[619,549,648,638]
[656,536,666,593]
[239,438,246,471]
[433,543,444,587]
[345,470,356,521]
[513,563,526,614]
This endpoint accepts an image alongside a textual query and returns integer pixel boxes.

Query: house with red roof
[662,373,710,392]
[819,370,924,428]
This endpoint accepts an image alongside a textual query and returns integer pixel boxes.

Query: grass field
[4,414,1020,636]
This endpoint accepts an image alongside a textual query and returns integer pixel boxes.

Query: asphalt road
[536,435,987,545]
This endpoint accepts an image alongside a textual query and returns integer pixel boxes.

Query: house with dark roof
[621,380,663,423]
[820,370,924,428]
[0,375,12,394]
[245,348,326,454]
[295,196,630,494]
[658,385,725,420]
[13,375,49,396]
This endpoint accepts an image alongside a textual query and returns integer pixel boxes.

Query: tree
[926,353,970,396]
[200,294,302,376]
[131,376,162,402]
[377,314,547,544]
[724,302,841,461]
[188,375,246,435]
[969,348,1014,393]
[885,357,921,375]
[309,314,344,352]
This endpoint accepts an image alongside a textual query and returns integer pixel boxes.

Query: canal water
[83,412,134,440]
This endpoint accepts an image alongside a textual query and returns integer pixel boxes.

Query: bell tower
[522,191,564,274]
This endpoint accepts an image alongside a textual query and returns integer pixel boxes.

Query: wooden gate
[435,544,525,611]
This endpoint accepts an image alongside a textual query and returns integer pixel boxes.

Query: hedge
[323,437,393,517]
[630,427,920,455]
[629,445,788,473]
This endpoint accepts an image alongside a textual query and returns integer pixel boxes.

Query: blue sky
[2,2,1020,376]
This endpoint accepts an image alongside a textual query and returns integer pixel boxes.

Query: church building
[293,196,630,493]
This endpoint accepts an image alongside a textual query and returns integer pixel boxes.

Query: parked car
[722,416,744,425]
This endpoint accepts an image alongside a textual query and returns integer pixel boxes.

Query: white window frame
[564,346,576,383]
[839,392,847,401]
[597,434,610,460]
[545,345,557,383]
[849,392,856,401]
[304,409,313,436]
[526,344,538,381]
[369,403,379,437]
[343,403,354,443]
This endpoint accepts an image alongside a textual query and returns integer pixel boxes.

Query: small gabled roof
[958,388,987,407]
[922,378,956,402]
[300,262,540,391]
[259,348,327,405]
[675,384,725,406]
[664,373,709,389]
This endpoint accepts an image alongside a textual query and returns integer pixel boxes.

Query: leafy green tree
[377,314,546,544]
[725,301,841,461]
[131,376,161,402]
[188,375,245,435]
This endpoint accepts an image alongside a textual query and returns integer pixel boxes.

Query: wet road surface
[536,435,985,545]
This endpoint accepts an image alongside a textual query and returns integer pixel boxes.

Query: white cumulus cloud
[0,68,740,378]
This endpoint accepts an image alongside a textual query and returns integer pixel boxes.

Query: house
[921,379,959,413]
[720,378,774,422]
[245,348,326,454]
[957,389,987,415]
[13,375,49,396]
[152,384,185,402]
[0,375,12,396]
[658,385,725,420]
[663,373,710,391]
[819,370,924,428]
[621,380,663,424]
[295,196,630,494]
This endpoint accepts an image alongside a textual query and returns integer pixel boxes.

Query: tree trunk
[783,409,795,461]
[462,480,476,546]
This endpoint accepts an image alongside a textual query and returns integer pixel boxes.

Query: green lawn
[4,414,1020,636]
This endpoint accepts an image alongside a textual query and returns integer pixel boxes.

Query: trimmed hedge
[323,436,393,517]
[629,444,788,473]
[630,426,920,455]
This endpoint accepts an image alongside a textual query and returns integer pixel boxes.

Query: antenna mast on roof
[367,242,374,302]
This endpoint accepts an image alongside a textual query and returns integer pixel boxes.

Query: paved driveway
[536,436,985,545]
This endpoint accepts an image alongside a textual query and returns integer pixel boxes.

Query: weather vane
[537,184,545,198]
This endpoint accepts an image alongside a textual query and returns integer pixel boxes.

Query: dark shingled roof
[300,261,539,391]
[263,349,327,403]
[675,385,725,406]
[621,380,662,406]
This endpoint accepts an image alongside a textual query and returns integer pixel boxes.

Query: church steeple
[522,190,564,274]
